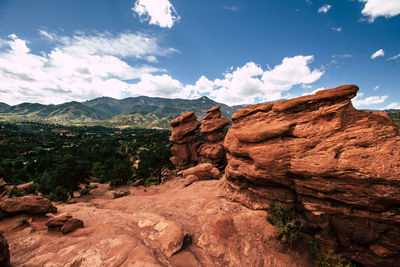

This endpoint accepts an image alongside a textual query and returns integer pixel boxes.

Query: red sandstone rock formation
[180,163,221,186]
[198,106,230,168]
[169,111,202,169]
[0,196,57,216]
[224,84,400,267]
[61,218,84,234]
[0,233,10,267]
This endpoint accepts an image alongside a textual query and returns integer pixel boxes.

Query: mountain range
[0,96,243,128]
[0,96,399,129]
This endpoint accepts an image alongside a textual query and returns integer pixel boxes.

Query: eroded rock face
[198,106,230,168]
[170,111,202,169]
[224,85,400,267]
[0,233,10,267]
[180,163,221,181]
[0,196,57,216]
[61,218,84,234]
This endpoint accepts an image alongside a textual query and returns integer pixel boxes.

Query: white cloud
[200,55,323,105]
[0,33,324,107]
[222,6,239,11]
[128,74,187,98]
[352,92,388,107]
[132,0,180,28]
[384,102,400,110]
[373,85,380,91]
[302,87,325,96]
[318,4,332,13]
[332,54,353,58]
[388,53,400,61]
[370,49,385,59]
[331,26,342,32]
[0,32,174,105]
[359,0,400,22]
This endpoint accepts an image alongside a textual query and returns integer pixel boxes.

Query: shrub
[9,187,25,198]
[47,186,69,202]
[113,190,130,199]
[267,203,356,267]
[144,176,161,187]
[267,203,301,247]
[24,183,38,195]
[79,184,98,196]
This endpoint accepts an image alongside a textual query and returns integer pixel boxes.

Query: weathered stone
[46,213,73,229]
[169,112,201,169]
[181,163,220,180]
[224,84,400,267]
[61,218,84,234]
[198,106,230,168]
[0,196,57,216]
[183,175,199,187]
[0,233,10,267]
[200,117,230,135]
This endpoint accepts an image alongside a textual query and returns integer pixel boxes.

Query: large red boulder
[0,195,57,216]
[224,85,400,267]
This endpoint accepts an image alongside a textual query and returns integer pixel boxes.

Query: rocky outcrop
[198,106,230,168]
[224,85,400,267]
[46,213,73,229]
[180,163,221,187]
[61,218,84,234]
[0,196,57,216]
[170,111,202,170]
[0,233,10,267]
[46,213,84,234]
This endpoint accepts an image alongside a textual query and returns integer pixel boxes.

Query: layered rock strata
[169,111,202,170]
[198,106,230,168]
[224,85,400,267]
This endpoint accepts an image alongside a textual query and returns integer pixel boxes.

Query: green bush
[79,184,98,196]
[9,187,25,198]
[47,186,69,202]
[267,204,301,247]
[144,176,161,187]
[113,190,130,199]
[25,183,38,195]
[267,203,356,267]
[135,143,173,186]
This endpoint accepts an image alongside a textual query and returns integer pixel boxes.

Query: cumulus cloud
[359,0,400,22]
[198,55,324,105]
[0,32,174,105]
[352,92,388,108]
[128,74,186,98]
[370,49,385,59]
[0,33,324,106]
[132,0,180,28]
[318,4,332,13]
[383,102,400,109]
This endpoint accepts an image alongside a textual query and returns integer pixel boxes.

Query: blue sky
[0,0,399,109]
